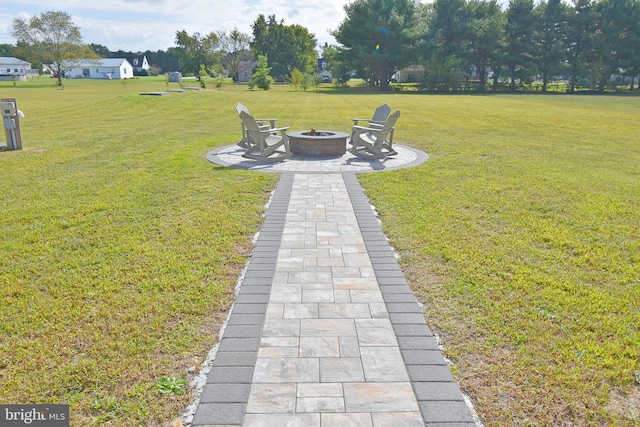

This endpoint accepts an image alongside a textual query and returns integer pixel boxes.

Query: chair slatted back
[239,111,261,133]
[236,103,249,115]
[371,104,391,125]
[381,110,400,132]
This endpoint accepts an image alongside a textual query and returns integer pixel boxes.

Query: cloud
[1,0,346,51]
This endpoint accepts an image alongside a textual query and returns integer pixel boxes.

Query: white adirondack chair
[351,104,391,127]
[236,103,278,148]
[239,111,291,163]
[350,104,394,146]
[350,110,400,160]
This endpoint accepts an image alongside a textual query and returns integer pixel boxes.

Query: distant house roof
[62,58,132,71]
[0,57,31,67]
[238,60,257,72]
[122,55,149,70]
[78,58,130,67]
[401,65,425,72]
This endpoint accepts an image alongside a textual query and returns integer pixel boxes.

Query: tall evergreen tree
[590,0,640,90]
[430,0,470,59]
[625,0,640,89]
[504,0,536,92]
[332,0,418,91]
[534,0,568,92]
[566,0,596,92]
[614,0,640,89]
[463,0,505,91]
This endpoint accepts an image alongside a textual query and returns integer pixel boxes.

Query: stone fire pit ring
[287,130,349,157]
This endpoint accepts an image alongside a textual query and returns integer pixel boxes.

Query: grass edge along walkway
[190,171,478,427]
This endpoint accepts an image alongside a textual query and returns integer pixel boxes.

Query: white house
[64,58,133,79]
[0,57,34,81]
[125,55,150,74]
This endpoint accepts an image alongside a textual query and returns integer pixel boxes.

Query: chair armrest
[261,126,289,133]
[351,125,380,132]
[256,118,278,127]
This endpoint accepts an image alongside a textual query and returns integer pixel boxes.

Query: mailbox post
[1,98,23,150]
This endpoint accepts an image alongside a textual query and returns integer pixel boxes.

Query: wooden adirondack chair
[350,110,400,160]
[236,103,278,148]
[350,104,394,146]
[239,111,291,163]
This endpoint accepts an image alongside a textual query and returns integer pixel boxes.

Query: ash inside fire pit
[303,129,334,137]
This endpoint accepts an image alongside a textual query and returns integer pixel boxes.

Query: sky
[0,0,350,54]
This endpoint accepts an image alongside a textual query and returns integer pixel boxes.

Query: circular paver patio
[206,142,428,173]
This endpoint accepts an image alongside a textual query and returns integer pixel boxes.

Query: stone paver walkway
[190,146,477,426]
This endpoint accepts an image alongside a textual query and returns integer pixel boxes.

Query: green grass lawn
[0,77,638,426]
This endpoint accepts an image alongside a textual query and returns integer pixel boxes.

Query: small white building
[0,57,34,81]
[394,65,425,83]
[317,58,332,83]
[168,71,182,82]
[65,58,133,80]
[319,70,333,83]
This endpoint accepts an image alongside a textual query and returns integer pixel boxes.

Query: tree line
[8,1,640,92]
[7,10,318,87]
[170,14,318,84]
[329,0,640,92]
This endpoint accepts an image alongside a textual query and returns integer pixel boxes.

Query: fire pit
[287,129,349,157]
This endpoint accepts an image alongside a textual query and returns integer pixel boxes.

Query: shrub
[249,55,273,90]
